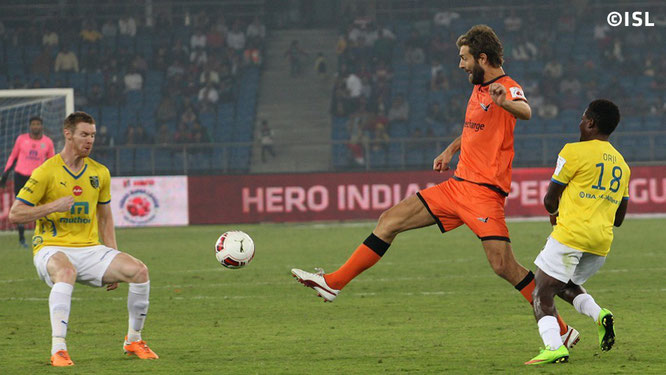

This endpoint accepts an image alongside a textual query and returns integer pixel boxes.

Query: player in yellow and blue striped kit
[525,100,629,365]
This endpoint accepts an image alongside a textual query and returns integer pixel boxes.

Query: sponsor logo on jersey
[73,186,83,196]
[463,121,485,132]
[59,217,91,224]
[70,201,89,214]
[509,86,526,100]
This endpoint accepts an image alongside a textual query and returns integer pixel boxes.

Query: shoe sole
[124,349,158,359]
[525,355,569,365]
[554,355,569,364]
[600,314,615,351]
[291,273,336,302]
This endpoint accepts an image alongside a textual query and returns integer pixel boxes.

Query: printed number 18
[591,163,622,192]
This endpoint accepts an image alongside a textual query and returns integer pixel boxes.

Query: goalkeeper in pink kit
[1,116,54,247]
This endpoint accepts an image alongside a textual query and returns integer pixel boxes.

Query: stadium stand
[331,5,666,170]
[0,4,264,174]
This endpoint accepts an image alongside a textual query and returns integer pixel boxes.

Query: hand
[549,214,557,226]
[489,82,506,107]
[433,150,453,172]
[106,282,118,291]
[51,196,75,213]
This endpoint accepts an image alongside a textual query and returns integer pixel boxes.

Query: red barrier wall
[0,182,34,230]
[188,166,666,224]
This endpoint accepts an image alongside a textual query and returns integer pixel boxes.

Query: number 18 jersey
[550,140,630,256]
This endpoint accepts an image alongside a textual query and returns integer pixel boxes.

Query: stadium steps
[251,28,338,173]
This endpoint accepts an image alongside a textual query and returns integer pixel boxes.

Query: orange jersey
[454,75,526,195]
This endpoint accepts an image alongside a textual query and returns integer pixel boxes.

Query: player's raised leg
[45,252,77,367]
[558,276,615,351]
[102,253,158,359]
[291,194,435,301]
[482,235,576,346]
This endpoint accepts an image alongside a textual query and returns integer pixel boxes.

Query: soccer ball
[215,231,255,269]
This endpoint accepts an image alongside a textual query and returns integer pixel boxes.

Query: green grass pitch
[1,219,665,374]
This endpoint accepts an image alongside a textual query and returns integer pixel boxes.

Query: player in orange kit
[292,25,580,348]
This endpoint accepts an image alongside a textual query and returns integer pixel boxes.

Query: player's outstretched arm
[614,199,628,227]
[97,203,118,249]
[433,135,461,172]
[8,196,74,224]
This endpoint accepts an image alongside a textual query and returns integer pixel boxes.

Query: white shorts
[534,236,606,285]
[33,245,120,287]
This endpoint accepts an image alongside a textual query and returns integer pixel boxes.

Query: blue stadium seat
[199,112,215,129]
[369,148,387,168]
[332,144,350,168]
[69,73,86,93]
[86,72,104,88]
[154,149,174,173]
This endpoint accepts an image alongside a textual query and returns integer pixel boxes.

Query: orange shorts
[417,178,510,241]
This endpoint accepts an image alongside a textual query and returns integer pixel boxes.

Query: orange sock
[556,314,568,335]
[515,271,569,335]
[324,233,389,290]
[519,278,536,303]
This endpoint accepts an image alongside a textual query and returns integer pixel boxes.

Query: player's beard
[75,141,93,157]
[470,61,485,85]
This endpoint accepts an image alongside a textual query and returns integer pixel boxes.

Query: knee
[54,266,77,284]
[130,262,149,283]
[532,287,543,305]
[376,210,400,238]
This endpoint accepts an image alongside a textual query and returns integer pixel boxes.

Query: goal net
[0,88,74,231]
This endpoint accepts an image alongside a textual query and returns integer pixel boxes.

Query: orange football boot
[50,350,74,366]
[123,336,159,359]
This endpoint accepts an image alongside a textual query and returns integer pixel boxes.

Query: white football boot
[561,326,580,349]
[291,268,340,302]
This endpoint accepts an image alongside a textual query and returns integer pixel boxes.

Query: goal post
[0,88,74,163]
[0,88,74,231]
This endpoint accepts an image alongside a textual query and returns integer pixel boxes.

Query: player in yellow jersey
[525,100,629,365]
[8,112,158,366]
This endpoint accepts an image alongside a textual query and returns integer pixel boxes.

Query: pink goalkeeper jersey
[4,134,55,176]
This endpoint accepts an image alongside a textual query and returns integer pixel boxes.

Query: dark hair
[29,116,43,124]
[64,111,95,133]
[586,99,620,135]
[456,25,504,67]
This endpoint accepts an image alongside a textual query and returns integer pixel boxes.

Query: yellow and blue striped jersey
[16,154,111,255]
[550,140,630,256]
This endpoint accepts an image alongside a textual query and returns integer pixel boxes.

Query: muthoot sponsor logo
[59,217,91,224]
